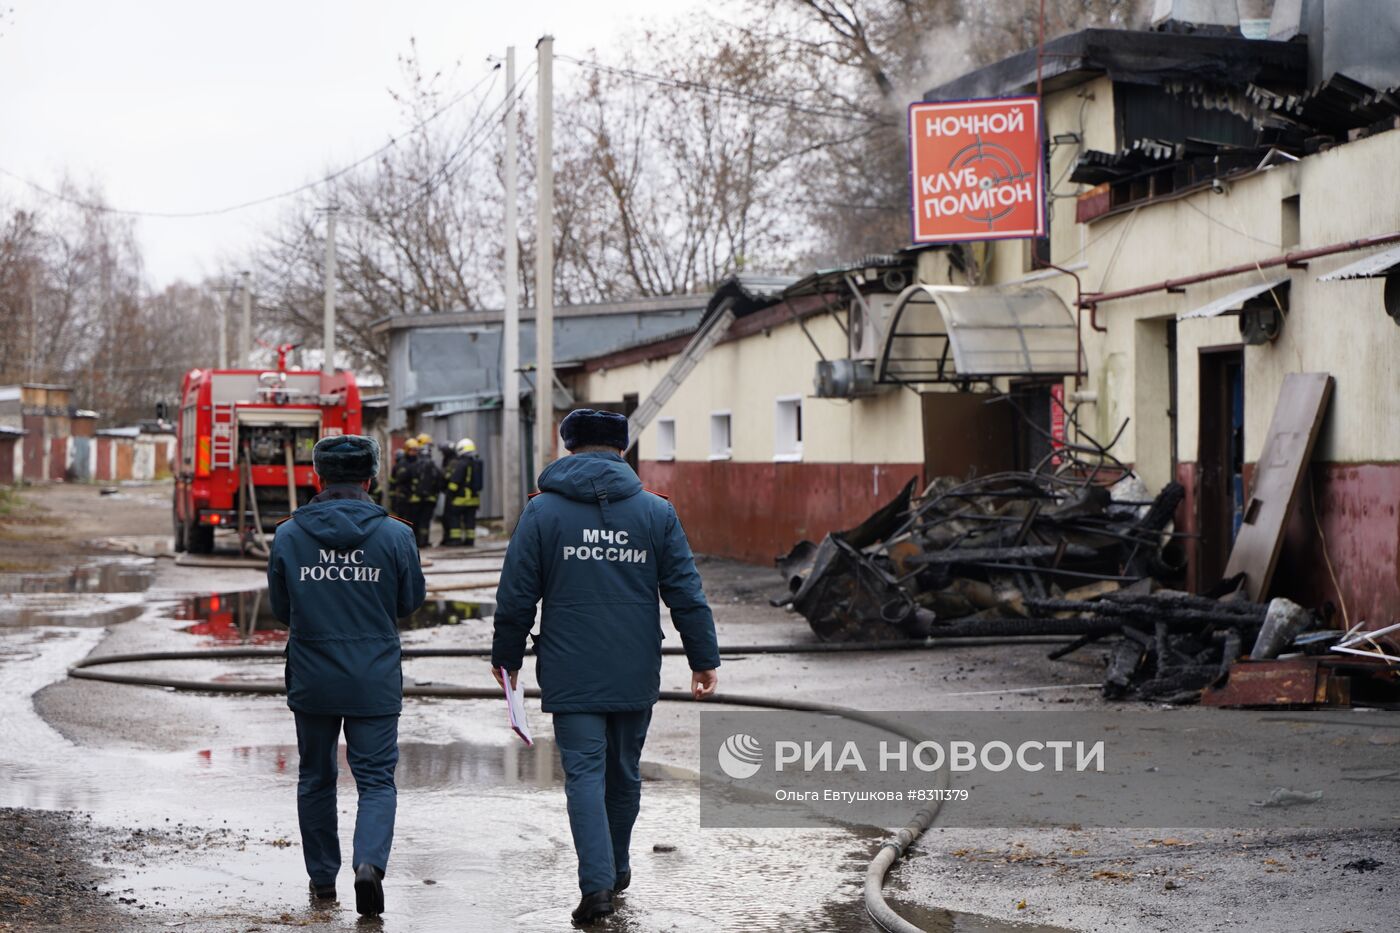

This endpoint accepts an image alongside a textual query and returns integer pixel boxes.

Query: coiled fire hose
[68,639,1075,931]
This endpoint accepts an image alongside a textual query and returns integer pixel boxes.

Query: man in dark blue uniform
[492,409,720,924]
[268,435,426,918]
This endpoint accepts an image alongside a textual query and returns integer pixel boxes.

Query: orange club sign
[908,97,1046,243]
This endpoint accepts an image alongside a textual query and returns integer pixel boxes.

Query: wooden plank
[1223,372,1333,600]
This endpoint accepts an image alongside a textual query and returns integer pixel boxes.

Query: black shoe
[308,879,337,901]
[353,863,385,917]
[614,869,631,892]
[571,889,614,924]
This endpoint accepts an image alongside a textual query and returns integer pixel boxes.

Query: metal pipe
[1080,231,1400,308]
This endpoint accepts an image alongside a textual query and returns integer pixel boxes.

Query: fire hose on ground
[66,640,1081,932]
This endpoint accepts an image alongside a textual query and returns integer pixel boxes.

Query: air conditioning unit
[815,359,880,399]
[849,292,900,361]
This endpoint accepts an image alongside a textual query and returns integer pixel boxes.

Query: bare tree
[746,0,1152,260]
[247,1,1155,375]
[0,185,225,423]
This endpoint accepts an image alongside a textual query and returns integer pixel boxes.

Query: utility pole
[502,46,522,529]
[216,291,228,368]
[533,34,555,484]
[27,277,38,382]
[239,271,252,368]
[322,205,339,376]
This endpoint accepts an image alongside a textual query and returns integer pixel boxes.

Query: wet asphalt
[2,483,1395,932]
[1,542,909,932]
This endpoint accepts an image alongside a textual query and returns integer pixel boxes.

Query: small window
[655,418,676,461]
[1281,195,1300,249]
[709,411,731,460]
[774,396,802,461]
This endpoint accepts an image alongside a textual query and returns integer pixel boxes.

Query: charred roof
[921,28,1306,102]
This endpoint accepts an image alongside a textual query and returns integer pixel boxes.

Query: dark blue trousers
[552,709,653,894]
[293,712,399,885]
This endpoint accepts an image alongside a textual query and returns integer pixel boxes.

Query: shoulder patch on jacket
[528,491,543,499]
[389,514,414,527]
[275,515,294,526]
[644,488,670,501]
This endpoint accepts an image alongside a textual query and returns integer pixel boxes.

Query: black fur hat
[312,434,380,483]
[559,409,628,452]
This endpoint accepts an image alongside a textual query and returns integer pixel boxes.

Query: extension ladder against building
[625,302,737,453]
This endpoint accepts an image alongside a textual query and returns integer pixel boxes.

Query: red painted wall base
[1177,460,1400,626]
[639,460,924,566]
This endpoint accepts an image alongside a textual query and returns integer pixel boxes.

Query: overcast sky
[0,0,700,288]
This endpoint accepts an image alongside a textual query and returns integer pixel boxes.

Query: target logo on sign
[908,96,1045,243]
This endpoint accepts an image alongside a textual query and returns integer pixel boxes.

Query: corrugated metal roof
[1316,245,1400,282]
[922,29,1305,103]
[1178,277,1288,320]
[781,254,917,299]
[703,274,801,321]
[1248,74,1400,136]
[371,293,707,334]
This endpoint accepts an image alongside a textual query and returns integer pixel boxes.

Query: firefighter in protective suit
[437,444,457,545]
[389,443,416,519]
[444,437,483,546]
[408,434,441,548]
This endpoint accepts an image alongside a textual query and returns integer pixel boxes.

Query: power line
[1180,197,1281,249]
[352,64,537,222]
[555,53,894,126]
[0,63,503,220]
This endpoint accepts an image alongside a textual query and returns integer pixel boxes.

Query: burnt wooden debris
[774,468,1397,706]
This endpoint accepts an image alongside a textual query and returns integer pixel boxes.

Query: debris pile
[776,471,1186,638]
[775,377,1400,705]
[774,470,1306,703]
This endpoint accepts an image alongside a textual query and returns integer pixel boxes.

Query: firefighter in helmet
[444,437,484,547]
[437,443,457,545]
[389,442,416,519]
[408,433,442,548]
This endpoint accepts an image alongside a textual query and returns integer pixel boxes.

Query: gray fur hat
[312,434,380,483]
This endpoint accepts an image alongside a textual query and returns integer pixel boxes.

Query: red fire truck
[172,360,362,553]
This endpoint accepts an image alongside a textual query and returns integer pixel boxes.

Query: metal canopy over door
[876,284,1082,385]
[1315,244,1400,281]
[1177,277,1289,320]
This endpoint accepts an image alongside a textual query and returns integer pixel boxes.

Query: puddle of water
[174,590,494,645]
[194,739,567,791]
[0,593,147,628]
[875,898,1074,933]
[0,559,155,628]
[0,558,155,595]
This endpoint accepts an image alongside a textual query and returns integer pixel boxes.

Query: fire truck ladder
[210,404,237,470]
[624,301,736,454]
